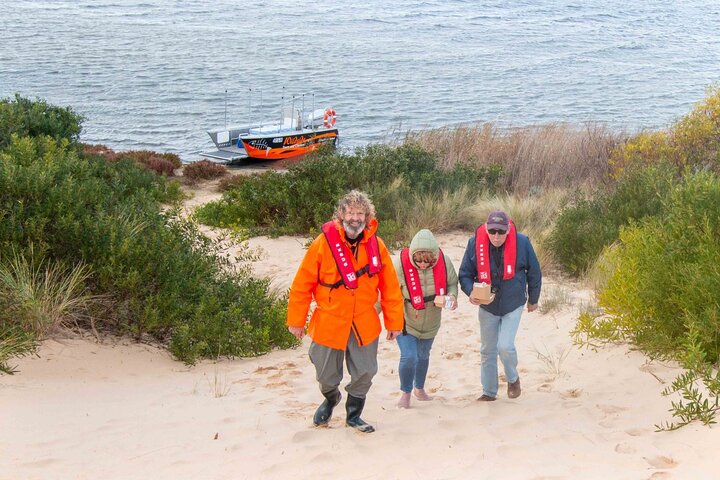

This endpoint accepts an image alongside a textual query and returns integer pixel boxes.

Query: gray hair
[333,190,376,221]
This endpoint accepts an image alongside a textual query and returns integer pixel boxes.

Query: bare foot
[413,388,432,401]
[397,392,411,408]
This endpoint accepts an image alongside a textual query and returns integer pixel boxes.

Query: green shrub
[574,171,720,427]
[195,144,501,243]
[0,94,84,149]
[548,164,675,275]
[0,133,295,366]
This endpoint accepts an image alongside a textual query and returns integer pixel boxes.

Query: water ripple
[1,0,719,160]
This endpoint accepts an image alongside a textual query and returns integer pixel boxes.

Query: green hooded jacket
[392,229,459,339]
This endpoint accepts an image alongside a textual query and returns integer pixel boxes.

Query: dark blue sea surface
[2,0,719,160]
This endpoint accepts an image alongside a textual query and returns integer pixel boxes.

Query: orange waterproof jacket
[287,218,404,350]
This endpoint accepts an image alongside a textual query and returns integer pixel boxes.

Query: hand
[469,295,494,306]
[449,295,458,311]
[288,326,305,340]
[527,303,538,313]
[386,330,401,341]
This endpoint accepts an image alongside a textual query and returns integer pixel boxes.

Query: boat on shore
[201,94,338,164]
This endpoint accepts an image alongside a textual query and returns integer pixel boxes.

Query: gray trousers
[308,333,379,399]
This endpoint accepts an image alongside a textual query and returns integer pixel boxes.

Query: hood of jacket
[409,229,439,267]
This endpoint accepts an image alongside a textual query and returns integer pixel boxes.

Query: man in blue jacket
[459,210,542,401]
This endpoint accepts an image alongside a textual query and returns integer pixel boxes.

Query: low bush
[1,131,295,367]
[547,164,675,276]
[0,94,84,150]
[574,171,720,428]
[609,86,720,177]
[183,159,228,181]
[142,156,177,176]
[119,150,182,169]
[195,144,501,243]
[81,144,182,176]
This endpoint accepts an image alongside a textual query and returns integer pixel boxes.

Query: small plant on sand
[0,325,36,375]
[655,324,720,431]
[532,343,570,377]
[539,285,572,315]
[207,367,231,398]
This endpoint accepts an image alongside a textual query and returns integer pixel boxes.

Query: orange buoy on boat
[323,108,337,128]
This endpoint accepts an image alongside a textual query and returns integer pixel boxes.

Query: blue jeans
[396,333,435,393]
[478,305,524,398]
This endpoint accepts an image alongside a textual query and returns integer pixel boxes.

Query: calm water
[2,0,719,161]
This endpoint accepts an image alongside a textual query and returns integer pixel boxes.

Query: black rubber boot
[345,394,375,433]
[313,389,341,426]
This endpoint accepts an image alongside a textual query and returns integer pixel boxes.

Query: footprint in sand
[537,383,553,392]
[560,388,583,399]
[614,442,636,454]
[254,365,278,374]
[648,473,673,479]
[279,399,315,418]
[265,380,291,389]
[597,404,627,414]
[443,351,463,360]
[644,455,678,469]
[625,427,651,437]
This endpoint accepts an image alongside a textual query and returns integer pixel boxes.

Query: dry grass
[539,285,573,315]
[532,342,571,377]
[406,122,625,192]
[206,367,231,398]
[392,184,483,239]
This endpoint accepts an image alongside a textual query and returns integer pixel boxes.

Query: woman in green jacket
[393,229,459,408]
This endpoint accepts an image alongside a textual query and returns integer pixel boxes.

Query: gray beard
[343,220,366,239]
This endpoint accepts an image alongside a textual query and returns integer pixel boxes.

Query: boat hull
[240,128,338,160]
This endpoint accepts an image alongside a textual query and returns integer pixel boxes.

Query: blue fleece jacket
[458,232,542,316]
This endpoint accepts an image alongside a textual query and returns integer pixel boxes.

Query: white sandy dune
[2,196,719,479]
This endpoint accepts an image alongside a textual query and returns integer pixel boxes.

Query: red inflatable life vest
[400,247,448,310]
[475,222,517,283]
[321,221,381,289]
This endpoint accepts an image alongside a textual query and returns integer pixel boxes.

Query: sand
[1,179,718,480]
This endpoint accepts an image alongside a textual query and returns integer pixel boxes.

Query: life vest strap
[319,264,372,290]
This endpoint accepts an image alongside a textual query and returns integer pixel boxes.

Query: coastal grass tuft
[0,249,97,339]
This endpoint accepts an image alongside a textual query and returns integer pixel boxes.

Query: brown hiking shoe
[508,378,521,399]
[477,394,496,402]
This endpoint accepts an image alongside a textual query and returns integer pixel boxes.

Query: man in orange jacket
[287,190,404,433]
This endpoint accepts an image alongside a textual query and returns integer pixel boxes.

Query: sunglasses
[413,258,436,264]
[487,229,508,235]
